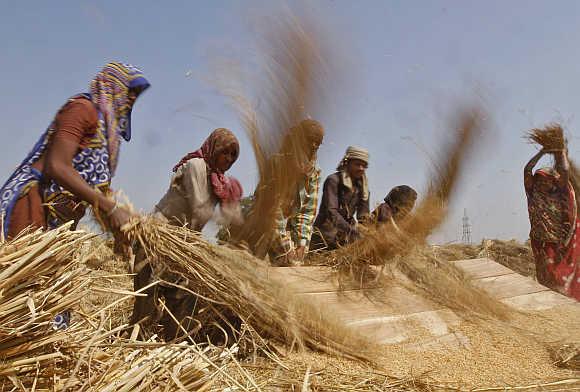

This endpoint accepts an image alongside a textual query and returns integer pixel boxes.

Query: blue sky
[3,1,580,243]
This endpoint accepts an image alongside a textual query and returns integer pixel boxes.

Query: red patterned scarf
[527,168,576,244]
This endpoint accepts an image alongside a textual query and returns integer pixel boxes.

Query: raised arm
[524,149,545,192]
[554,148,570,188]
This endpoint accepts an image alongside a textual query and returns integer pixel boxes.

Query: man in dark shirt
[310,146,370,250]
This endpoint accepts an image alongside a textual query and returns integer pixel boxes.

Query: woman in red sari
[524,147,580,300]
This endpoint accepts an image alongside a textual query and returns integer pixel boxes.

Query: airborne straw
[125,216,379,364]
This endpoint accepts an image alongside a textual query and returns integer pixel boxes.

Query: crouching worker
[0,62,149,240]
[310,146,370,251]
[131,128,244,340]
[372,185,417,227]
[268,119,324,266]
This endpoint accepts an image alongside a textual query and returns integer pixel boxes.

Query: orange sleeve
[53,99,98,146]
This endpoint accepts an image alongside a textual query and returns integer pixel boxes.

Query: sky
[3,0,580,243]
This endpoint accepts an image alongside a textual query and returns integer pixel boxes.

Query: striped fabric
[271,168,321,258]
[90,62,150,174]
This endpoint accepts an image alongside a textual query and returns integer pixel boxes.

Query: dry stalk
[216,14,332,258]
[551,342,580,370]
[0,224,245,391]
[125,217,378,364]
[525,123,566,151]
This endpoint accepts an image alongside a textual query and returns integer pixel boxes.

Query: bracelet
[106,202,119,217]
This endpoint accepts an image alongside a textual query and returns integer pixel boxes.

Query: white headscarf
[337,146,369,201]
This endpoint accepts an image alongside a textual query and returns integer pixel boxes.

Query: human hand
[272,250,294,267]
[113,230,133,259]
[287,249,297,263]
[294,246,306,261]
[108,205,133,232]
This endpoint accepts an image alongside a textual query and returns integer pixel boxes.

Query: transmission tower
[461,208,472,245]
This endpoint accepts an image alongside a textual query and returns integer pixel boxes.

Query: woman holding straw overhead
[524,125,580,300]
[131,128,243,339]
[0,62,149,241]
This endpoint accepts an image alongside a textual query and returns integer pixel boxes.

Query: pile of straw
[0,223,93,386]
[59,333,222,391]
[433,239,535,278]
[126,217,377,364]
[0,224,243,391]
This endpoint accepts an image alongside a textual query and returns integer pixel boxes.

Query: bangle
[107,202,119,217]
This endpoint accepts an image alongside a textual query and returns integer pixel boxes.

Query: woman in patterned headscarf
[0,62,150,239]
[524,147,580,300]
[131,128,243,339]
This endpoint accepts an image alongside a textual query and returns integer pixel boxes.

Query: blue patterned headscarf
[90,62,150,174]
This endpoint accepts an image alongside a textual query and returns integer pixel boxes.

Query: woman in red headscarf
[132,128,244,340]
[524,147,580,300]
[155,128,243,230]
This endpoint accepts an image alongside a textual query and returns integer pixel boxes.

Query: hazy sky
[3,0,580,243]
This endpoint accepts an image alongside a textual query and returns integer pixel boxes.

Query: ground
[81,238,579,390]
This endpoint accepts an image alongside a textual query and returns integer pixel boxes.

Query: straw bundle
[526,123,566,151]
[0,223,93,383]
[59,338,219,391]
[0,225,244,391]
[126,217,377,364]
[25,326,231,391]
